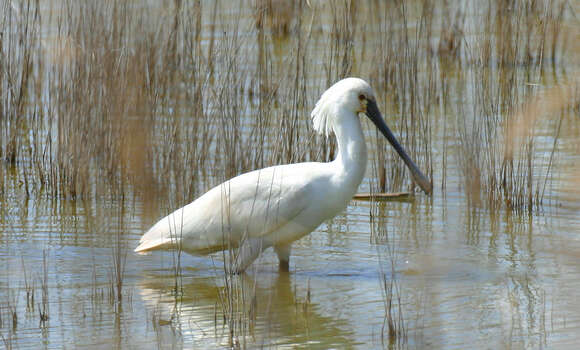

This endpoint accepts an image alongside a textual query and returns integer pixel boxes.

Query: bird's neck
[332,113,367,187]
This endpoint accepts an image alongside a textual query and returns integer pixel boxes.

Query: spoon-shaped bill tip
[365,100,432,195]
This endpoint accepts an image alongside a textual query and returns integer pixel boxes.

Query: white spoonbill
[135,77,432,273]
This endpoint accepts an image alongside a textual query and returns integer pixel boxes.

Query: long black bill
[365,99,432,195]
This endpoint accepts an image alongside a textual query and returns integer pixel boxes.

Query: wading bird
[135,78,432,273]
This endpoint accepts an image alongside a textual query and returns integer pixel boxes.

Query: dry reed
[0,0,577,347]
[453,0,575,212]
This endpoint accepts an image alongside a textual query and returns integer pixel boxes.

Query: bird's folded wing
[222,166,316,240]
[135,163,323,253]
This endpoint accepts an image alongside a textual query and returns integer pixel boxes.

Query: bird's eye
[358,94,366,101]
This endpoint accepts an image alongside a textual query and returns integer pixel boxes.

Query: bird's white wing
[135,162,330,254]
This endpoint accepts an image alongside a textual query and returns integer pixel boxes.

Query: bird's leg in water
[232,237,265,274]
[274,244,292,272]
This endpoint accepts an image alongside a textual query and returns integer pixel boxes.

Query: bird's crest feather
[311,92,335,137]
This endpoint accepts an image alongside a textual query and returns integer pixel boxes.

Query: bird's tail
[134,224,179,253]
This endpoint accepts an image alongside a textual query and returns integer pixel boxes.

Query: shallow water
[2,173,579,348]
[1,0,579,349]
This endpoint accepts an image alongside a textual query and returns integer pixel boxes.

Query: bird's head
[311,77,432,195]
[311,77,375,136]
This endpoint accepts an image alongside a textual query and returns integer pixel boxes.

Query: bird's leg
[231,237,265,274]
[274,244,292,272]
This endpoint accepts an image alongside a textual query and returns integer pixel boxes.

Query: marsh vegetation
[1,0,579,348]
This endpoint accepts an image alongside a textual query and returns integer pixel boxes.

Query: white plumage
[135,77,431,273]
